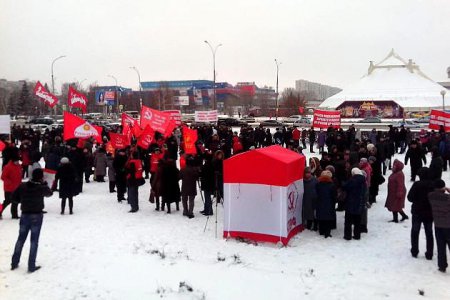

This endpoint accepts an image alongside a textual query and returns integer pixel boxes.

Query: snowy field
[1,151,449,300]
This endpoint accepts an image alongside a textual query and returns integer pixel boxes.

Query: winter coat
[429,156,443,180]
[55,163,77,199]
[94,152,107,176]
[428,191,450,228]
[405,147,426,169]
[159,160,181,203]
[385,160,406,212]
[302,176,318,221]
[317,131,326,147]
[407,168,434,221]
[200,160,215,192]
[315,176,337,221]
[343,174,367,215]
[84,152,94,172]
[13,180,53,214]
[1,161,22,192]
[106,156,116,182]
[180,165,199,196]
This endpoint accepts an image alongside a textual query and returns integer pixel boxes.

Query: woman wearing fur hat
[315,170,337,238]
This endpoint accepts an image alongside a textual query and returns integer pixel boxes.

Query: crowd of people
[1,121,450,273]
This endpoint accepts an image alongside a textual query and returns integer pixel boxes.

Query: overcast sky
[1,0,449,93]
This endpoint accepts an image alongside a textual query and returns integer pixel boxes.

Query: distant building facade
[295,79,342,103]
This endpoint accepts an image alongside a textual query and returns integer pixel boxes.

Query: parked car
[28,117,54,125]
[259,119,284,127]
[358,117,382,123]
[218,117,247,127]
[30,124,50,134]
[292,118,312,127]
[392,120,421,128]
[414,116,430,124]
[283,115,304,124]
[240,116,256,123]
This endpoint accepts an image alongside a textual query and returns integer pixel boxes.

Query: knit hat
[368,156,377,163]
[320,170,333,178]
[367,143,375,151]
[60,157,69,164]
[32,168,44,181]
[351,167,362,176]
[435,179,446,189]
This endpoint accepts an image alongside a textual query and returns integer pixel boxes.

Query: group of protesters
[2,121,450,273]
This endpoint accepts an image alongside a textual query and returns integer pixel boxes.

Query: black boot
[389,212,398,223]
[61,199,66,215]
[400,211,409,222]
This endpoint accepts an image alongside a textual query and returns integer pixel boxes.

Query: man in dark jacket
[113,150,128,202]
[343,168,367,240]
[11,168,53,273]
[428,180,450,273]
[200,152,215,216]
[180,156,199,218]
[407,167,434,260]
[308,127,316,153]
[405,140,427,181]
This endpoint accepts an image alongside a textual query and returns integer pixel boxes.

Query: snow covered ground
[1,151,449,300]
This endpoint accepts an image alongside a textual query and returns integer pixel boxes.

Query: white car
[30,124,50,134]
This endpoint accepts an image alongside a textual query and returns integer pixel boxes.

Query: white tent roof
[319,49,449,110]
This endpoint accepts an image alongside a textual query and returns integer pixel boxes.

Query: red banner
[140,106,171,135]
[122,113,138,128]
[429,110,450,132]
[33,81,58,108]
[137,125,155,149]
[164,110,182,126]
[109,133,130,149]
[313,109,341,129]
[63,111,100,141]
[68,86,88,113]
[182,126,198,154]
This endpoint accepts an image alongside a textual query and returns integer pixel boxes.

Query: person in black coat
[308,127,316,153]
[407,167,435,259]
[405,140,427,181]
[315,170,337,238]
[54,157,77,214]
[180,156,199,218]
[342,168,367,240]
[113,149,128,202]
[160,159,180,213]
[200,152,215,216]
[429,147,444,181]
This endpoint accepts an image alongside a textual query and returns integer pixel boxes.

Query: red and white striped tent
[223,145,306,245]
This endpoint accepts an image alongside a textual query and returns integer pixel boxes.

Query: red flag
[137,125,155,149]
[0,140,5,152]
[182,126,198,155]
[122,113,138,127]
[63,111,100,141]
[93,126,103,144]
[68,86,88,113]
[164,119,177,138]
[105,142,115,154]
[109,132,130,149]
[132,125,143,138]
[429,110,450,132]
[140,106,171,135]
[33,81,58,108]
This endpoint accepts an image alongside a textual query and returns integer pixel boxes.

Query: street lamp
[130,66,142,109]
[441,90,447,111]
[275,59,282,120]
[51,55,66,94]
[204,40,222,111]
[108,74,119,113]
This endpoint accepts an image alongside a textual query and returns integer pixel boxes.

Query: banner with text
[173,96,189,106]
[429,110,450,132]
[313,109,341,129]
[140,106,171,135]
[164,110,182,126]
[195,110,218,123]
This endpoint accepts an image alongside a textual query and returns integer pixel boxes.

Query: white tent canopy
[319,49,449,111]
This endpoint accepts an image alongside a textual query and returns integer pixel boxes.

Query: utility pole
[51,55,66,115]
[275,59,281,120]
[204,40,222,111]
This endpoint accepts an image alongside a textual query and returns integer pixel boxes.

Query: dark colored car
[259,119,284,127]
[28,117,54,125]
[217,117,247,127]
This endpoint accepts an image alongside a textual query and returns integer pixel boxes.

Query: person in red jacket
[1,155,23,219]
[292,127,301,148]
